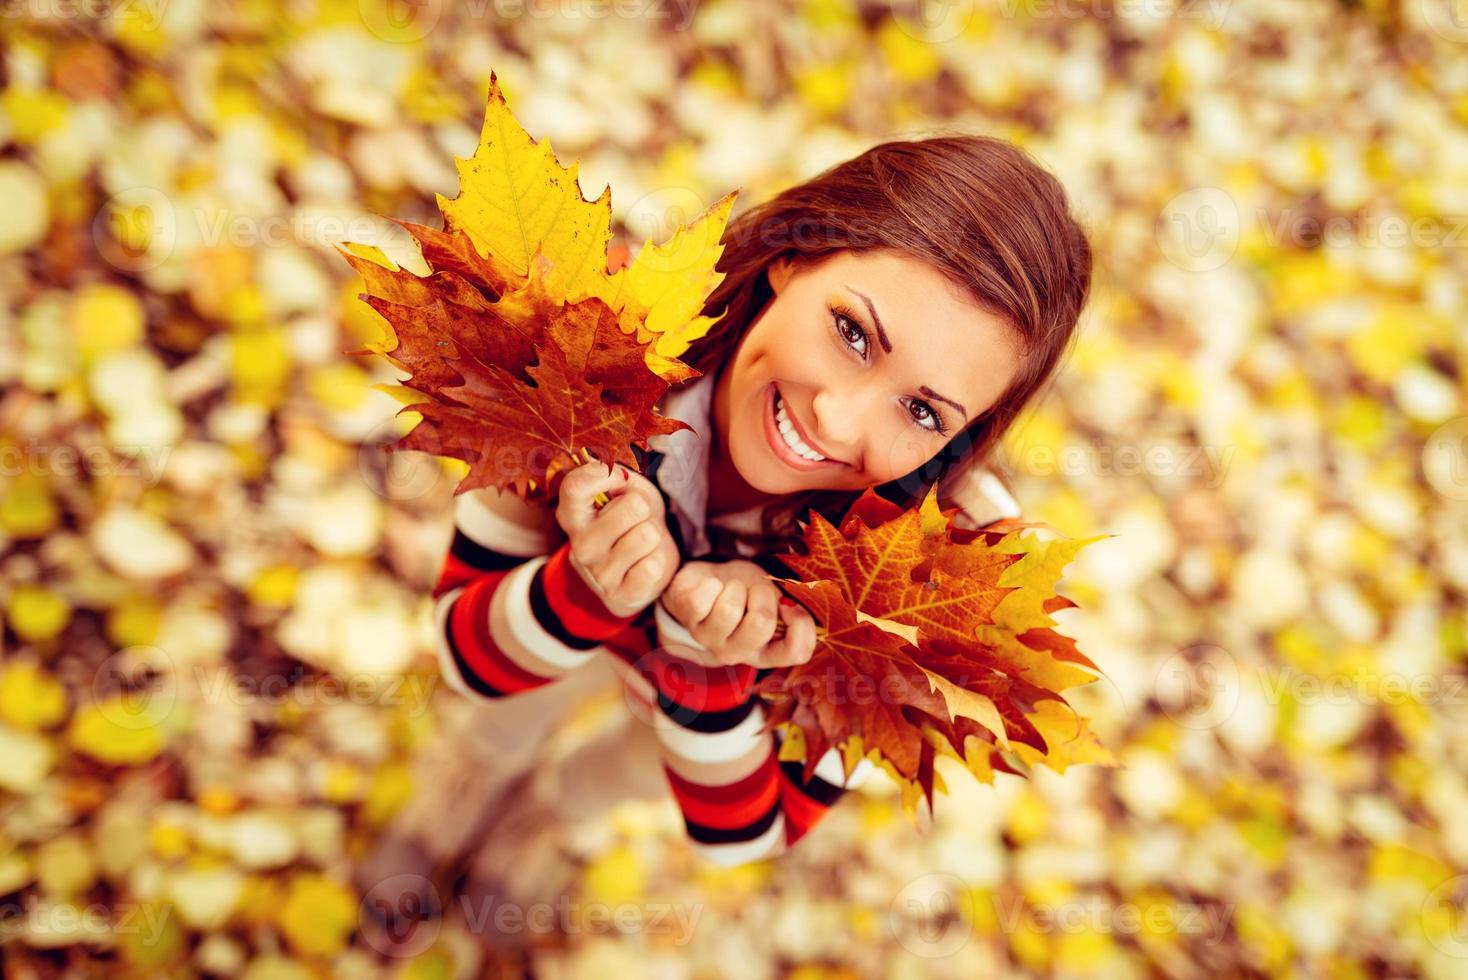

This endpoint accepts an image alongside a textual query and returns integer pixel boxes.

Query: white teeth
[773,391,826,462]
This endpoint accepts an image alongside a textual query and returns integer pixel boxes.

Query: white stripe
[605,655,657,705]
[433,586,484,701]
[976,471,1021,519]
[652,601,727,667]
[496,555,604,671]
[692,813,787,867]
[812,746,874,789]
[455,490,554,557]
[662,732,771,786]
[653,700,768,764]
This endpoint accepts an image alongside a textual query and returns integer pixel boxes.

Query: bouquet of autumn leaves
[343,73,1116,817]
[341,71,733,501]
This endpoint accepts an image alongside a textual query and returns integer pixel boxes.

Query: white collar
[646,371,726,559]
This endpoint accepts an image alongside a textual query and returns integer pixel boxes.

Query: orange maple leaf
[362,248,691,498]
[759,488,1115,812]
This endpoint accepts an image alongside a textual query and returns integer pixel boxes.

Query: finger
[664,567,722,624]
[725,581,780,652]
[569,489,649,572]
[557,462,630,533]
[614,546,673,610]
[695,580,746,647]
[601,518,665,587]
[760,602,818,668]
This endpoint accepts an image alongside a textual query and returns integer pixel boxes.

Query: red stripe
[638,649,757,713]
[434,551,480,599]
[449,575,549,694]
[777,770,832,843]
[603,623,655,663]
[541,544,635,640]
[664,756,780,829]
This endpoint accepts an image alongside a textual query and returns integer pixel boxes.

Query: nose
[809,386,866,466]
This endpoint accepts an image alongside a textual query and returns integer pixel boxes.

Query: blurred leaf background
[2,0,1467,977]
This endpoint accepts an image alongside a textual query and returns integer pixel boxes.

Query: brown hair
[681,133,1093,556]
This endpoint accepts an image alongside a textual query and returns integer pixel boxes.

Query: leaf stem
[576,447,612,508]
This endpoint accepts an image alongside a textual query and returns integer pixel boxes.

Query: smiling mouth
[767,384,840,469]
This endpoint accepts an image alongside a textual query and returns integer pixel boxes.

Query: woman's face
[711,249,1026,498]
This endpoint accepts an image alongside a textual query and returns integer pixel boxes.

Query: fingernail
[620,468,629,480]
[779,598,795,608]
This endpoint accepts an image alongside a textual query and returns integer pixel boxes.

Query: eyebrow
[843,284,970,422]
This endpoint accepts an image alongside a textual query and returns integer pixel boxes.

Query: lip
[763,383,842,471]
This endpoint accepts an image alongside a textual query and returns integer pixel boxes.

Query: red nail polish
[621,468,629,480]
[779,597,795,608]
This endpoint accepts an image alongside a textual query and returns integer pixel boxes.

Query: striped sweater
[430,372,1021,865]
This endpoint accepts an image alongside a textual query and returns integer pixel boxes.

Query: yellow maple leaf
[438,73,613,300]
[429,71,736,380]
[1012,697,1118,774]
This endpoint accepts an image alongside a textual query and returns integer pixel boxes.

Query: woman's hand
[555,461,680,618]
[660,559,818,669]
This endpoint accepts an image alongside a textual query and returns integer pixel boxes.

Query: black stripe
[779,759,846,806]
[685,799,782,845]
[640,448,663,481]
[657,690,756,732]
[443,603,507,699]
[748,552,794,579]
[527,564,602,651]
[450,529,529,572]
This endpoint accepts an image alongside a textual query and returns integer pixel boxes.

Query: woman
[375,133,1090,924]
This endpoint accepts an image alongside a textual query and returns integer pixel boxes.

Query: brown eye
[832,309,868,359]
[905,398,946,434]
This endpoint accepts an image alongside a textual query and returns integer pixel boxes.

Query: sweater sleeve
[644,601,874,866]
[431,487,640,700]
